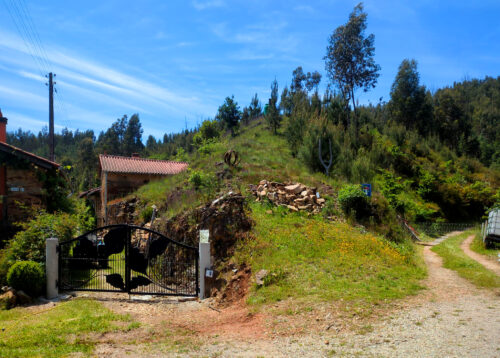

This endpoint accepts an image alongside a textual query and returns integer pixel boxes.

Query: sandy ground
[85,232,500,357]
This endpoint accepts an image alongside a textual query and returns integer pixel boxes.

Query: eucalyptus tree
[324,2,380,127]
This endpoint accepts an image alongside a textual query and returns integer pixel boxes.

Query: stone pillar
[46,237,59,299]
[198,230,210,299]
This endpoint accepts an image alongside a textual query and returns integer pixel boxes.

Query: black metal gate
[58,224,198,297]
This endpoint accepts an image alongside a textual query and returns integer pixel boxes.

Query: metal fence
[411,222,477,239]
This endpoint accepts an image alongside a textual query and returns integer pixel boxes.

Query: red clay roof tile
[99,154,188,175]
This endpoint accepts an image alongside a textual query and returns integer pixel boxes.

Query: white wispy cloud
[18,70,46,82]
[0,29,215,122]
[7,111,69,131]
[192,0,225,10]
[210,21,298,57]
[0,84,46,106]
[293,5,315,14]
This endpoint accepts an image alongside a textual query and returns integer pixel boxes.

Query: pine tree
[266,79,281,134]
[216,96,240,136]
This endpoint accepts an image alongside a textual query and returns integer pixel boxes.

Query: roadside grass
[432,230,500,289]
[234,203,426,307]
[470,233,500,260]
[0,299,137,357]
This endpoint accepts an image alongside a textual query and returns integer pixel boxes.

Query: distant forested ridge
[6,3,499,222]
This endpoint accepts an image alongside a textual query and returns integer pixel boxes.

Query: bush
[7,261,44,297]
[193,119,220,147]
[338,184,369,219]
[188,170,217,193]
[0,200,94,285]
[9,203,94,264]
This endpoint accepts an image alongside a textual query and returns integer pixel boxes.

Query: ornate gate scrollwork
[58,224,198,297]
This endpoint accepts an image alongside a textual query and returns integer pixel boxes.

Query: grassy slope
[0,299,137,357]
[432,231,500,289]
[235,203,425,306]
[135,119,338,216]
[135,118,426,305]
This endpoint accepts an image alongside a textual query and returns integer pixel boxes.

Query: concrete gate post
[46,237,59,299]
[199,230,211,299]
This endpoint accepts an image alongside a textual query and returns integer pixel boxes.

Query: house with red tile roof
[0,111,62,236]
[82,153,188,225]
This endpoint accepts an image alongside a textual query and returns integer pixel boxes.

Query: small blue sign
[361,183,372,197]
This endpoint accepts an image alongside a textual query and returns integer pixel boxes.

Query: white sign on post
[200,229,210,244]
[199,230,210,299]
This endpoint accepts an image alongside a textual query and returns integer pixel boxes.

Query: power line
[2,0,45,77]
[17,0,52,72]
[3,0,72,130]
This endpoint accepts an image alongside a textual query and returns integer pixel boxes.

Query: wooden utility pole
[48,72,55,161]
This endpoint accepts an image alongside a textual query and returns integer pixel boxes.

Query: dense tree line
[6,93,263,192]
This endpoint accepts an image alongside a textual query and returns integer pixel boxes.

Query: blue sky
[1,0,499,139]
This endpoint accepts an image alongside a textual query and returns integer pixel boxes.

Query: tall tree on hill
[291,66,307,93]
[249,93,262,119]
[280,86,293,116]
[305,71,322,93]
[123,114,144,155]
[241,107,250,125]
[266,79,281,134]
[389,59,433,135]
[146,135,158,153]
[77,137,97,191]
[216,95,240,136]
[324,2,380,128]
[97,115,128,155]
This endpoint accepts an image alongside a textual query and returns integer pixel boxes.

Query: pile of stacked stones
[251,180,326,213]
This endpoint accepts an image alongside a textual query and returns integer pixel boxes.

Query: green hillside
[125,117,430,307]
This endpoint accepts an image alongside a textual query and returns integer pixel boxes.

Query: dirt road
[461,235,500,276]
[93,232,500,357]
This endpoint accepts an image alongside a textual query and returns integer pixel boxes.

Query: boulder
[255,269,269,286]
[16,290,33,305]
[0,290,16,310]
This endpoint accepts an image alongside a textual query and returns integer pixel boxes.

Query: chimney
[0,109,7,143]
[131,153,140,158]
